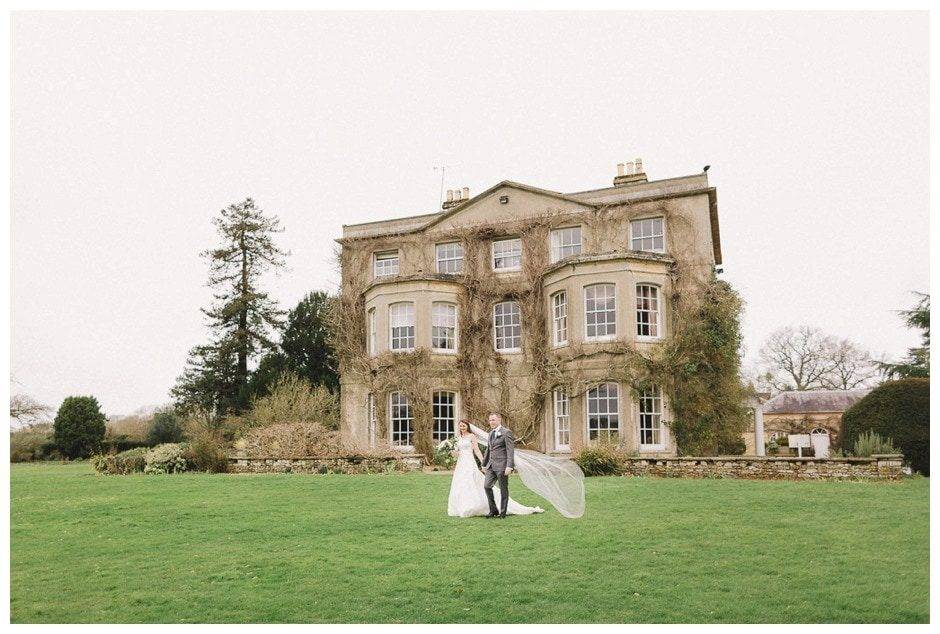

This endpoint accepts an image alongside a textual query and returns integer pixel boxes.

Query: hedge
[841,378,929,475]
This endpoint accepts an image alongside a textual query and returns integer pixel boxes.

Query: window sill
[636,336,662,343]
[639,445,666,452]
[432,348,458,355]
[552,341,569,349]
[585,336,617,343]
[391,445,414,452]
[492,267,522,273]
[390,348,415,353]
[495,348,523,355]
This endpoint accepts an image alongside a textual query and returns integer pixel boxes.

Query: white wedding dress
[447,435,544,517]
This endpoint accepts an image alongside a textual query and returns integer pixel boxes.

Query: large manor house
[337,160,722,457]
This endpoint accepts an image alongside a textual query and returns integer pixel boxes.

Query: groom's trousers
[484,468,509,516]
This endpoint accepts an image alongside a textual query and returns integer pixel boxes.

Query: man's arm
[481,441,490,469]
[504,429,515,470]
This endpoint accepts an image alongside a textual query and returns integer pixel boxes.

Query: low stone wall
[229,454,424,474]
[620,454,905,480]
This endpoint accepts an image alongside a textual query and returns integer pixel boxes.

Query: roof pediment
[424,181,597,233]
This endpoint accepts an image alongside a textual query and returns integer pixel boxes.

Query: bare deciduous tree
[9,394,52,426]
[757,326,878,393]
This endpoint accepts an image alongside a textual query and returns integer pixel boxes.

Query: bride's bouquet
[432,437,459,469]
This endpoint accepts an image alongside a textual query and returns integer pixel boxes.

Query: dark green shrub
[842,378,929,475]
[147,411,184,445]
[53,396,107,459]
[575,444,624,476]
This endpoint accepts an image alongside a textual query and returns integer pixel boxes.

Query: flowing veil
[470,423,585,519]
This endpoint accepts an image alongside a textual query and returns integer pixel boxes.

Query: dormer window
[492,238,522,271]
[630,218,665,253]
[373,250,400,278]
[550,226,582,263]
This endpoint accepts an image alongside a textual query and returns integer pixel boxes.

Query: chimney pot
[462,187,469,199]
[625,161,634,175]
[634,158,643,173]
[617,163,625,177]
[446,190,453,202]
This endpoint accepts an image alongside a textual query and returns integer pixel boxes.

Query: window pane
[553,389,570,448]
[552,292,568,345]
[389,303,415,350]
[636,285,660,338]
[585,284,616,338]
[587,382,620,442]
[432,391,457,442]
[492,238,522,270]
[374,251,400,277]
[493,301,522,350]
[390,392,414,446]
[436,242,464,274]
[639,385,663,446]
[432,303,457,350]
[550,227,582,263]
[630,217,665,253]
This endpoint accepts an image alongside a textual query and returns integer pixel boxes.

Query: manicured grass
[10,462,929,623]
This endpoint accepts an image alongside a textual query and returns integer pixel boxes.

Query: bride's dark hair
[458,420,472,435]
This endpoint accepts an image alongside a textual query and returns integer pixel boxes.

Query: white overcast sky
[11,12,928,415]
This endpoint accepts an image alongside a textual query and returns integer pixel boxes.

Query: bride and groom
[447,411,584,519]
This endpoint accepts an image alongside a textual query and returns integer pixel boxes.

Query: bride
[447,420,544,517]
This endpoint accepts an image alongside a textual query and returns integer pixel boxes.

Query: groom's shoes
[485,513,498,519]
[498,514,507,519]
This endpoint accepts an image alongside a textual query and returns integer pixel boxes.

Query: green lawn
[10,462,929,623]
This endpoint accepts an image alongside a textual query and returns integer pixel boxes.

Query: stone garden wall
[619,454,905,480]
[229,454,424,474]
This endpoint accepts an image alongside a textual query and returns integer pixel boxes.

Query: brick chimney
[442,187,469,210]
[614,157,647,186]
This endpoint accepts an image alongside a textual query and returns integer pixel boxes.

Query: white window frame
[635,284,662,341]
[431,302,458,353]
[638,385,664,450]
[389,391,414,449]
[373,250,400,278]
[491,238,522,272]
[551,291,568,347]
[367,307,377,356]
[630,217,666,253]
[553,389,571,451]
[367,393,376,448]
[432,390,458,443]
[586,382,620,443]
[584,283,617,341]
[435,242,464,274]
[550,226,582,263]
[388,302,415,352]
[493,300,522,352]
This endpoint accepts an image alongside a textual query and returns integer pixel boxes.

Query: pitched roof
[762,389,872,414]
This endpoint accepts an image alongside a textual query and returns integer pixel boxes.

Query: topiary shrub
[575,443,624,476]
[842,378,929,475]
[53,396,107,459]
[144,443,188,474]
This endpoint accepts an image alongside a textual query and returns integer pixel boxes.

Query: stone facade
[338,162,723,457]
[229,454,424,474]
[618,454,905,480]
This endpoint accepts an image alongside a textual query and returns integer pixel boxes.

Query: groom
[481,411,515,519]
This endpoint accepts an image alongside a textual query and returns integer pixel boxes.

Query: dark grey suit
[482,426,515,516]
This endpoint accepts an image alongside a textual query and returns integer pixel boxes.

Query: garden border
[229,453,424,474]
[618,454,906,480]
